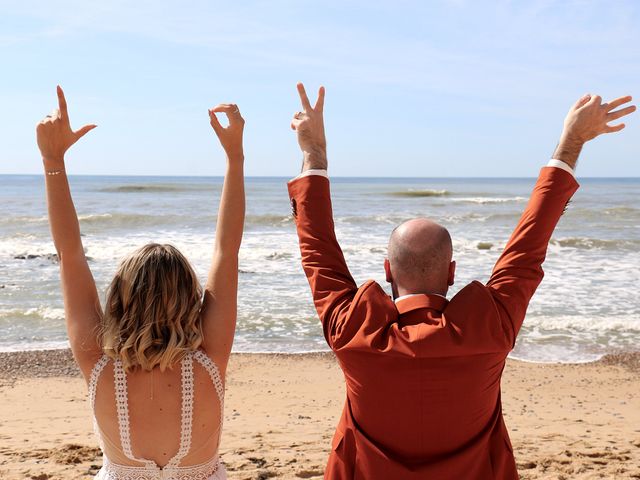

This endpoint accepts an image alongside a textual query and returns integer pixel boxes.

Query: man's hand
[553,94,635,169]
[209,103,245,162]
[291,82,327,171]
[36,86,97,169]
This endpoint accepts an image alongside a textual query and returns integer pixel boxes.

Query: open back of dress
[88,350,227,480]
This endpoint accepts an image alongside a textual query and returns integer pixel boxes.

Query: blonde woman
[36,86,245,480]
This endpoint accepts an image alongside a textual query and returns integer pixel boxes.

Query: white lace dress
[88,350,227,480]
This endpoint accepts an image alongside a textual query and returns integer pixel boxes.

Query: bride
[36,86,245,479]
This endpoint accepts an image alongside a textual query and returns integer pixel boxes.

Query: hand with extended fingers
[555,94,636,168]
[291,82,327,171]
[209,104,245,162]
[562,94,635,144]
[36,86,97,169]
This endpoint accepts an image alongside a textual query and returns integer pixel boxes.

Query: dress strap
[193,350,225,407]
[193,350,225,446]
[165,354,194,468]
[88,354,109,411]
[113,359,156,468]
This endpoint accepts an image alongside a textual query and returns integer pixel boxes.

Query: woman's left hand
[208,104,245,162]
[36,86,97,169]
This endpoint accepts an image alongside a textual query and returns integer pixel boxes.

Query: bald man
[287,84,635,480]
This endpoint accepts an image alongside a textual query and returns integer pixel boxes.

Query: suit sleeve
[288,175,358,349]
[486,167,579,342]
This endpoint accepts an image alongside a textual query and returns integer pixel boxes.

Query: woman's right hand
[209,104,245,161]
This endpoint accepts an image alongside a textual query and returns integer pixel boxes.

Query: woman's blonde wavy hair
[101,243,204,372]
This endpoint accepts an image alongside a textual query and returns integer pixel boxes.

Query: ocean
[1,174,638,363]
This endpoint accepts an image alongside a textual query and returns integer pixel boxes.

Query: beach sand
[0,350,638,479]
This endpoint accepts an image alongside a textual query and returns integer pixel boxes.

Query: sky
[1,0,638,177]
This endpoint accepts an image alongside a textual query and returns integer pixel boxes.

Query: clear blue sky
[1,0,638,177]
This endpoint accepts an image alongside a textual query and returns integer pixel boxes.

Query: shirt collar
[394,293,449,315]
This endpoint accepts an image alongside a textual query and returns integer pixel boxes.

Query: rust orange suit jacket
[288,167,579,479]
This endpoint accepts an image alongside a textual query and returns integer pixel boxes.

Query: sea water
[1,174,638,362]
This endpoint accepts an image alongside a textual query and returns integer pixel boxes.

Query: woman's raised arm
[36,86,102,376]
[200,104,246,369]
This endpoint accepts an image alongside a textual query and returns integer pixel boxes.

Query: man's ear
[384,258,392,283]
[448,260,456,286]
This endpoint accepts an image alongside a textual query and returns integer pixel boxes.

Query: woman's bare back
[90,351,225,477]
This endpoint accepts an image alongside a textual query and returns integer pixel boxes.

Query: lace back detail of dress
[89,355,109,410]
[192,351,224,406]
[89,351,226,479]
[193,351,225,445]
[169,355,194,468]
[113,358,157,468]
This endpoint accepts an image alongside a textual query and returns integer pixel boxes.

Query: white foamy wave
[0,215,49,226]
[0,340,69,353]
[0,306,65,321]
[524,314,640,332]
[509,347,603,364]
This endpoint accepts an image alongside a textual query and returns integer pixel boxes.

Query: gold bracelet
[45,169,65,176]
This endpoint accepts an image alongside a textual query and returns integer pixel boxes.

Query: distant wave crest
[246,215,292,226]
[451,196,527,204]
[551,237,640,250]
[388,189,450,197]
[99,184,214,193]
[387,189,527,204]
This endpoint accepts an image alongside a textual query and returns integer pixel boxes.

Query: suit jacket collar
[395,293,448,315]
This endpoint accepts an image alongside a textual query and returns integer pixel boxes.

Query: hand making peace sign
[291,82,327,171]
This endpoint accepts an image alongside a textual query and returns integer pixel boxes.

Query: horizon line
[2,173,640,180]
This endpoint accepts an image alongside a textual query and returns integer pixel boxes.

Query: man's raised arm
[487,94,635,343]
[287,83,358,349]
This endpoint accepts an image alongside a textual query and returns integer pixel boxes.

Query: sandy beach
[0,350,638,480]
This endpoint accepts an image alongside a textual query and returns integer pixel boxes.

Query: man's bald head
[387,218,454,296]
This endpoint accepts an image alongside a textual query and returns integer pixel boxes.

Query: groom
[287,83,635,479]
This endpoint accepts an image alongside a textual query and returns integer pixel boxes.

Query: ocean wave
[602,206,640,216]
[246,214,293,226]
[524,314,640,332]
[386,189,527,205]
[0,215,49,226]
[78,212,209,229]
[98,183,215,193]
[451,196,527,204]
[0,306,65,322]
[0,340,70,353]
[568,206,640,219]
[0,212,204,229]
[550,237,640,250]
[83,212,292,229]
[388,189,451,198]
